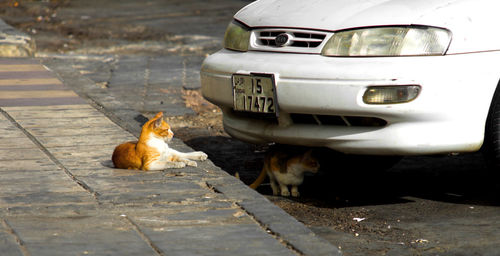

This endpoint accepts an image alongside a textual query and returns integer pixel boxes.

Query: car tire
[482,81,500,175]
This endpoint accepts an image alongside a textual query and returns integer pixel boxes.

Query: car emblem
[275,33,289,47]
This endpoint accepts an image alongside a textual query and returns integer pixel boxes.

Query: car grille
[257,31,326,48]
[231,110,279,123]
[251,28,331,54]
[290,114,387,127]
[231,110,387,127]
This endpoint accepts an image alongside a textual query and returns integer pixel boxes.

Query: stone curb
[208,175,342,256]
[0,19,35,57]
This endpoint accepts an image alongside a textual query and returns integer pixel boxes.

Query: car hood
[234,0,500,53]
[235,0,451,31]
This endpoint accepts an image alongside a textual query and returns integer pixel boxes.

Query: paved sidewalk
[0,58,341,255]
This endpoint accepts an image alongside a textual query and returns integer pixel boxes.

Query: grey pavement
[0,56,341,256]
[43,54,203,115]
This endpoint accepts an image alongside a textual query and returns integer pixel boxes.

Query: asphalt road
[2,0,500,255]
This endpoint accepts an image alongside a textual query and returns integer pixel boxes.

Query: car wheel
[482,81,500,175]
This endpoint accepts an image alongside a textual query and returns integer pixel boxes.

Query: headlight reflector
[223,21,250,52]
[322,26,451,56]
[363,85,421,104]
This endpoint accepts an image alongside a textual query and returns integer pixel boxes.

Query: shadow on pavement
[185,135,500,208]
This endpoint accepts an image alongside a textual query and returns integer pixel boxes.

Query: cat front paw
[291,191,300,197]
[280,189,290,197]
[186,160,197,167]
[170,162,186,169]
[197,151,208,161]
[201,153,208,161]
[194,151,208,161]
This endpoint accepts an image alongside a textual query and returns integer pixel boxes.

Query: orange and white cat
[250,148,319,197]
[112,112,208,170]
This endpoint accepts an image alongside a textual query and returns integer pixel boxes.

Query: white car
[200,0,500,167]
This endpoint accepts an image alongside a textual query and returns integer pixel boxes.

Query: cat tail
[249,168,267,189]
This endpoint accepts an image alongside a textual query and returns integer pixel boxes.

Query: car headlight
[223,21,250,52]
[321,26,452,57]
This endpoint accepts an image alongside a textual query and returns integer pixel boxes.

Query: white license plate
[232,74,276,114]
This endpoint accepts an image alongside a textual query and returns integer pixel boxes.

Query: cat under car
[250,145,320,197]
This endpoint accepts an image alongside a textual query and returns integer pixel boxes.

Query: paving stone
[34,134,130,148]
[0,119,14,129]
[148,200,235,213]
[0,191,92,207]
[0,173,81,194]
[95,180,210,204]
[138,223,296,256]
[25,126,122,137]
[0,126,26,138]
[3,105,101,118]
[0,158,56,171]
[0,148,46,160]
[0,230,23,256]
[6,216,157,256]
[49,145,119,159]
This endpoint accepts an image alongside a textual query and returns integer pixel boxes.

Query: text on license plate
[232,74,276,114]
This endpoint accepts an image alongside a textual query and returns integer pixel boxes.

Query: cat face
[153,118,174,142]
[147,112,174,142]
[301,150,320,173]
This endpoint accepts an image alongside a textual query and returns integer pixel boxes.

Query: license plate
[232,74,277,114]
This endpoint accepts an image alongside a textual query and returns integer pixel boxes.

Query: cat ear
[154,116,163,129]
[149,112,163,129]
[153,112,163,119]
[303,149,313,159]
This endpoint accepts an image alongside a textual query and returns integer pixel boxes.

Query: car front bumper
[201,49,500,155]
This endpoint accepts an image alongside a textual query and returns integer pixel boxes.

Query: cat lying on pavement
[112,112,207,170]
